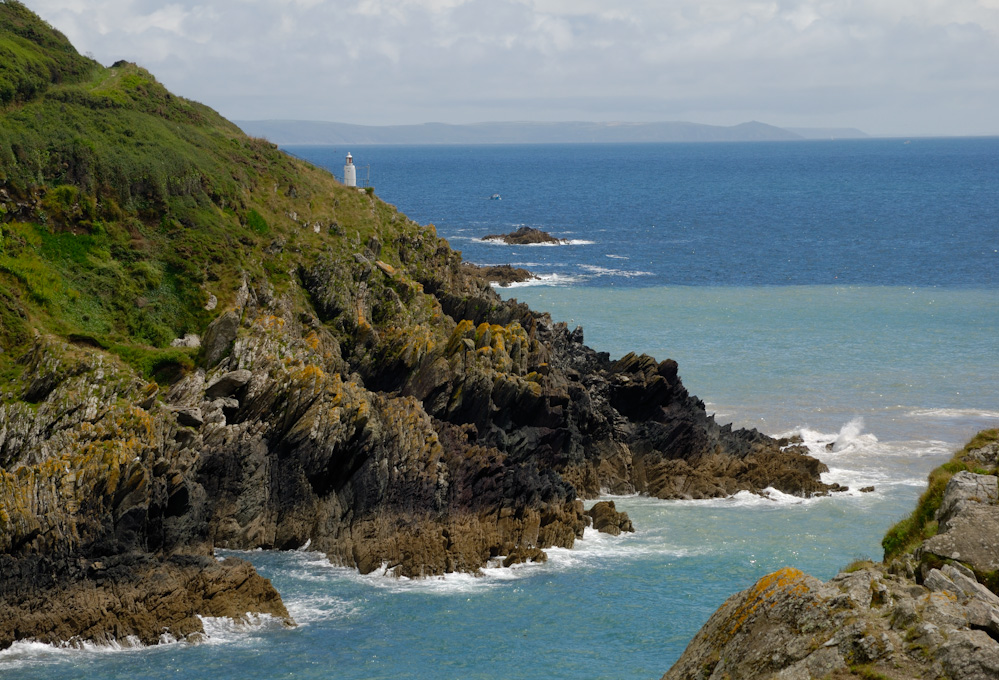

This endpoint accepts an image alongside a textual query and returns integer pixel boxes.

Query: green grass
[882,429,999,560]
[0,0,462,399]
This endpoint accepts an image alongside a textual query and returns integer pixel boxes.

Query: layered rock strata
[0,246,831,647]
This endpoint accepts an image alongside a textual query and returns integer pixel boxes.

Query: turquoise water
[3,140,997,679]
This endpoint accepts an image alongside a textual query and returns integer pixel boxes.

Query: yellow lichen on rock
[727,567,810,638]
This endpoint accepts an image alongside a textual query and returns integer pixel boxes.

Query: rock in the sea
[586,501,635,536]
[481,226,567,245]
[462,263,537,287]
[0,554,292,650]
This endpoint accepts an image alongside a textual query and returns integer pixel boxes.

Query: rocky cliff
[662,430,999,680]
[0,2,831,649]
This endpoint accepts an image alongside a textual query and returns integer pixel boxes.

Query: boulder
[175,407,204,428]
[918,503,999,577]
[586,501,635,536]
[936,471,999,529]
[205,369,253,399]
[201,310,240,368]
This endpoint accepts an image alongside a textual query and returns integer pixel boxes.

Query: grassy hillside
[0,1,424,386]
[882,428,999,561]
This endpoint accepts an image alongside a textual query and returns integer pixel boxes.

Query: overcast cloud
[24,0,999,136]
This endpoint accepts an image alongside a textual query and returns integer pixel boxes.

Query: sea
[3,138,998,679]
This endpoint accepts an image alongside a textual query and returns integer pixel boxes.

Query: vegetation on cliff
[0,2,834,650]
[882,429,999,561]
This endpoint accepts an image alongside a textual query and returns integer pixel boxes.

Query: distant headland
[235,119,869,146]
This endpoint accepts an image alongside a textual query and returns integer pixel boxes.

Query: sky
[23,0,999,136]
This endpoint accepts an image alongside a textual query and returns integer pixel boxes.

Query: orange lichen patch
[255,314,286,330]
[303,331,321,351]
[725,567,811,639]
[445,319,477,356]
[356,299,371,332]
[291,364,326,383]
[382,324,439,368]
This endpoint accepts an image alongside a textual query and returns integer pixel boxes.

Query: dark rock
[462,263,537,287]
[205,369,252,399]
[503,547,548,567]
[0,554,292,650]
[176,407,203,428]
[481,226,567,245]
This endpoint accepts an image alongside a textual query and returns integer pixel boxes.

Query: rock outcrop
[663,431,999,680]
[463,262,537,286]
[482,226,568,245]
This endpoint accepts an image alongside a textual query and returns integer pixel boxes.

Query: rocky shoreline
[0,2,837,652]
[0,251,834,648]
[663,431,999,680]
[0,217,836,649]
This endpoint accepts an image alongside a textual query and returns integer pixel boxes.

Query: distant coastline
[235,119,870,146]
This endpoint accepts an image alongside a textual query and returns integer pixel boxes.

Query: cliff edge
[1,2,831,649]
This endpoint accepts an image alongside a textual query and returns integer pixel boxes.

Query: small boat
[489,193,501,200]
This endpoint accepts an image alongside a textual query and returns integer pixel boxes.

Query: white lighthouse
[344,152,356,187]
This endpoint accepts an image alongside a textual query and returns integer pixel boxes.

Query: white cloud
[21,0,999,135]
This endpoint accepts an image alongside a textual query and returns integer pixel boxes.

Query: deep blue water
[4,139,997,679]
[289,138,999,289]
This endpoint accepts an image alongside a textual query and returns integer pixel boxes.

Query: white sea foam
[0,632,168,670]
[906,407,999,420]
[273,518,685,596]
[481,237,594,246]
[495,272,582,288]
[578,264,652,278]
[198,613,286,645]
[605,254,629,259]
[773,418,953,495]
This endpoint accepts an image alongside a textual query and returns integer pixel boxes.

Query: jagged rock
[662,564,999,680]
[665,434,999,680]
[503,546,548,567]
[175,407,204,428]
[917,503,999,576]
[204,369,253,399]
[0,554,291,650]
[201,310,240,368]
[936,470,998,529]
[462,263,537,287]
[586,501,635,535]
